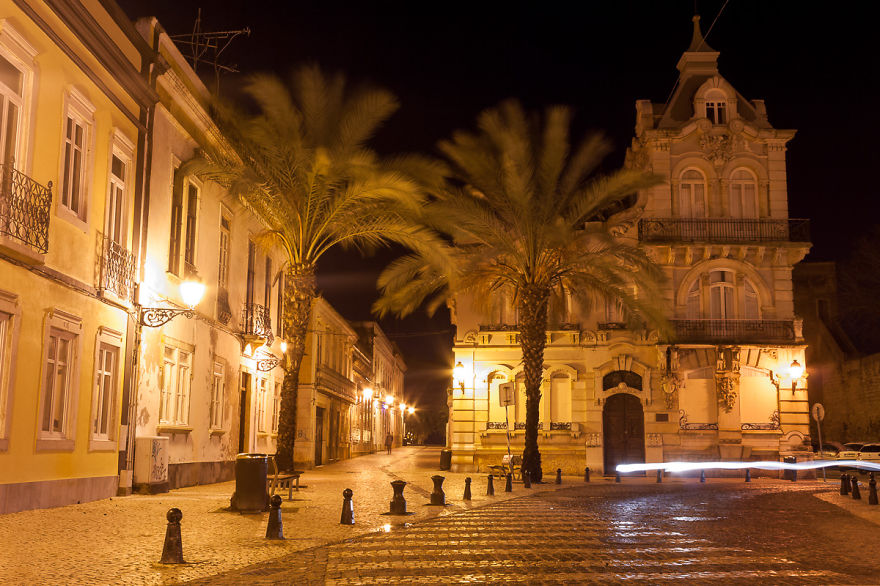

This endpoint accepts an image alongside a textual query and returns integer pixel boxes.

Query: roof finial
[687,14,715,53]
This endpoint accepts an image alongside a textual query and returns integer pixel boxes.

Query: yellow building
[449,16,811,476]
[0,0,156,512]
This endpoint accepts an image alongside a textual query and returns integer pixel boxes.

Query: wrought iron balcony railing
[98,236,136,302]
[670,319,796,344]
[638,218,810,243]
[241,303,272,338]
[0,162,52,253]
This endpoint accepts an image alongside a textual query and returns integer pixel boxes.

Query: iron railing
[638,218,810,243]
[98,236,136,302]
[0,162,52,253]
[670,319,796,344]
[241,303,272,338]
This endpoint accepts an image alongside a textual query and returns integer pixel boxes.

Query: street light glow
[179,278,206,308]
[363,388,373,402]
[407,406,415,415]
[399,403,406,412]
[385,394,394,405]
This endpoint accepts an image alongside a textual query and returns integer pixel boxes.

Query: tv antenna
[169,9,250,93]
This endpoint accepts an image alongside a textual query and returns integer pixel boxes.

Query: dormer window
[706,100,727,125]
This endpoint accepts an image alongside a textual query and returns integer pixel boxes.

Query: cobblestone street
[193,481,880,585]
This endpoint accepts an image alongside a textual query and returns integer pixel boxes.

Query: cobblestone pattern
[195,482,880,585]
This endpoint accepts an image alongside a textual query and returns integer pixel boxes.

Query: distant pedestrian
[385,432,393,455]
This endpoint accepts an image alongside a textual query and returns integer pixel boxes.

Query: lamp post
[789,360,803,394]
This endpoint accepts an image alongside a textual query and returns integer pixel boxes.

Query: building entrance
[602,393,645,475]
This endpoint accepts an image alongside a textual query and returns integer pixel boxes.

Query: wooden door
[603,393,645,475]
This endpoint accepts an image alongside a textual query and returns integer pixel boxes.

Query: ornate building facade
[448,16,812,475]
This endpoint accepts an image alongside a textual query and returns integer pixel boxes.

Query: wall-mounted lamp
[384,394,394,405]
[453,361,465,393]
[407,406,415,415]
[789,359,803,394]
[363,387,374,402]
[138,278,206,327]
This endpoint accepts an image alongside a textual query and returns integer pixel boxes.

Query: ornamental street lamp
[138,278,206,327]
[789,359,803,395]
[453,361,465,393]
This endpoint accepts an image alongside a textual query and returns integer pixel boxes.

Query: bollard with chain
[340,488,354,525]
[868,472,878,506]
[463,477,472,501]
[430,475,447,505]
[840,473,850,496]
[852,475,862,500]
[265,495,284,539]
[584,467,590,483]
[487,474,495,496]
[745,468,751,483]
[505,473,513,492]
[523,470,531,489]
[159,508,184,564]
[657,469,663,483]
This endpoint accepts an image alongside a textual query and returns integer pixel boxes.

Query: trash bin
[783,456,797,482]
[439,449,452,470]
[232,453,269,512]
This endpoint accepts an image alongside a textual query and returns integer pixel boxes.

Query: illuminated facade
[448,16,811,475]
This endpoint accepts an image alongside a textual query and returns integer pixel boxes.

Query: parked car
[857,444,880,471]
[813,441,843,460]
[837,442,866,461]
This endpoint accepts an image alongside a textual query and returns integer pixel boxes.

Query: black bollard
[389,480,408,514]
[487,474,495,496]
[868,472,878,506]
[615,470,621,483]
[700,470,706,483]
[340,488,354,525]
[852,475,862,500]
[556,468,562,485]
[840,473,850,496]
[505,473,513,492]
[159,508,184,564]
[523,470,531,489]
[430,475,447,505]
[265,495,284,539]
[745,468,751,483]
[584,467,590,483]
[656,469,663,483]
[463,477,472,501]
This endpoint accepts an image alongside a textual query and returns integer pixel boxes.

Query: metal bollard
[745,468,751,483]
[340,488,354,525]
[656,469,662,483]
[700,470,706,483]
[840,473,850,496]
[523,470,531,489]
[463,477,472,501]
[556,468,562,485]
[868,472,878,506]
[487,474,495,496]
[430,475,447,505]
[505,473,513,492]
[159,508,184,564]
[615,470,621,483]
[852,475,862,500]
[584,467,590,483]
[265,495,284,539]
[389,480,409,514]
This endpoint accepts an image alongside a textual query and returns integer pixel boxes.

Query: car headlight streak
[616,460,880,474]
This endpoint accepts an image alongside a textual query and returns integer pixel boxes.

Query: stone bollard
[505,473,513,493]
[584,467,590,483]
[265,495,284,539]
[430,475,447,506]
[556,468,562,485]
[389,480,409,514]
[615,470,621,483]
[340,488,354,525]
[487,474,495,496]
[840,473,850,496]
[523,470,531,489]
[159,508,184,564]
[656,469,663,483]
[745,469,751,483]
[851,475,862,500]
[700,470,706,483]
[463,477,472,501]
[868,472,878,506]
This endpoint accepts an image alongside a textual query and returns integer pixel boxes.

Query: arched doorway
[603,393,645,475]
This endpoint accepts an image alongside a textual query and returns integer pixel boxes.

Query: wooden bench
[489,455,522,480]
[270,471,304,501]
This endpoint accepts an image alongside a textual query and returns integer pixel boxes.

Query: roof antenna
[170,9,251,94]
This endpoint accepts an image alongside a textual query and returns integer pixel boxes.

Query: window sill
[209,428,226,436]
[157,425,192,434]
[36,438,75,451]
[88,439,117,452]
[56,205,88,233]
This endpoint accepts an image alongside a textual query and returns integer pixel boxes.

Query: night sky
[117,0,879,410]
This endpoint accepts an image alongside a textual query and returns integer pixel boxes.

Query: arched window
[686,280,701,318]
[686,269,762,320]
[729,168,758,218]
[678,169,707,217]
[708,270,735,319]
[744,279,759,319]
[704,90,727,125]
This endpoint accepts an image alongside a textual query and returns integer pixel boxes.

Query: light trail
[616,460,880,474]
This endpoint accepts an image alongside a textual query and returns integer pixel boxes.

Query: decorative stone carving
[715,374,738,412]
[741,411,780,431]
[585,432,601,447]
[679,409,719,431]
[700,134,734,165]
[486,422,508,430]
[646,433,663,447]
[660,373,682,409]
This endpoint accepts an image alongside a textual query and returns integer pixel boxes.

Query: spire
[687,15,715,53]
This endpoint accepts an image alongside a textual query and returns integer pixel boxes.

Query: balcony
[0,162,52,255]
[670,319,797,344]
[241,303,272,339]
[638,218,810,243]
[98,236,136,302]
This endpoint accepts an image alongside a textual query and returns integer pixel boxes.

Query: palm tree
[374,100,666,482]
[192,66,447,471]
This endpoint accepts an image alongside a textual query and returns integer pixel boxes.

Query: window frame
[182,177,201,276]
[256,375,269,433]
[104,130,134,247]
[704,91,728,125]
[36,309,83,451]
[272,380,281,434]
[158,339,194,429]
[209,359,225,432]
[57,87,96,227]
[217,207,232,290]
[0,20,37,173]
[90,327,122,451]
[729,168,759,219]
[0,290,21,451]
[678,168,707,218]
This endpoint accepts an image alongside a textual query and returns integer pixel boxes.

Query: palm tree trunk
[275,263,316,472]
[518,284,549,483]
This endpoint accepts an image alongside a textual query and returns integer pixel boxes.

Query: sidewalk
[0,447,876,585]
